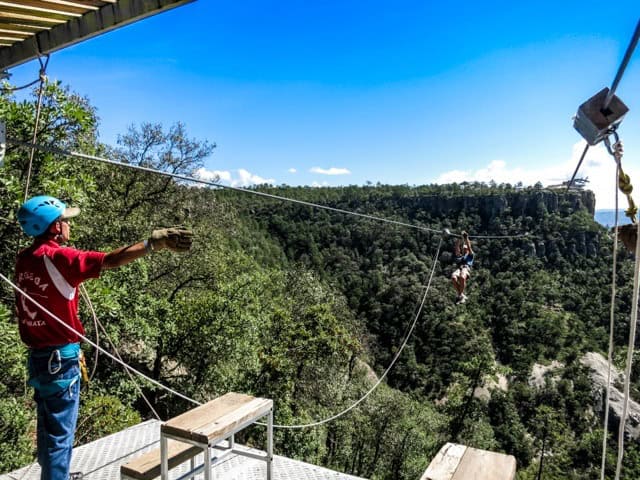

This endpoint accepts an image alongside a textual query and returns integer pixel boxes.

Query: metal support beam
[0,0,195,70]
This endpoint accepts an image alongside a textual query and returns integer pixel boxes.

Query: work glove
[461,231,468,240]
[149,227,193,252]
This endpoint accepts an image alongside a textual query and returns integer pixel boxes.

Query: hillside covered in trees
[2,84,640,479]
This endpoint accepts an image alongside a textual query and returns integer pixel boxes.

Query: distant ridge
[595,209,633,228]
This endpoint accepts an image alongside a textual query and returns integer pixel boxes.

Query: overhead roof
[0,0,194,71]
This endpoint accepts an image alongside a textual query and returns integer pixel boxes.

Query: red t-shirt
[15,239,106,349]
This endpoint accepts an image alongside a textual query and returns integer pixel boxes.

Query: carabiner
[48,349,61,374]
[603,129,620,156]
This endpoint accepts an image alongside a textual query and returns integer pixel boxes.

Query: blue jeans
[29,351,81,480]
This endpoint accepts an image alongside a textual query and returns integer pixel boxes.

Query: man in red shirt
[15,195,192,480]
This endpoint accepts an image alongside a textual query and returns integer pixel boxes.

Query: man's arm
[102,228,193,270]
[103,242,147,269]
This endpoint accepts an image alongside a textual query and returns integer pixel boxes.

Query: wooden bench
[120,392,273,480]
[421,443,516,480]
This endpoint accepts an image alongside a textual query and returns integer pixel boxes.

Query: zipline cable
[604,18,640,110]
[601,163,620,480]
[7,138,535,240]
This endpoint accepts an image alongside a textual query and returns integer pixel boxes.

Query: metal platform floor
[1,420,366,480]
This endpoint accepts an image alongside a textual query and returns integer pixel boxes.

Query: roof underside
[0,0,194,71]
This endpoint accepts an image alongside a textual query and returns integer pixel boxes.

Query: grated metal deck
[1,420,366,480]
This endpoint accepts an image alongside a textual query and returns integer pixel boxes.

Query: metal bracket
[573,87,629,145]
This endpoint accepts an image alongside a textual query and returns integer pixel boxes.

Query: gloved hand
[461,231,468,239]
[149,227,193,252]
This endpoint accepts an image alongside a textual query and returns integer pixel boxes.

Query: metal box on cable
[573,87,629,145]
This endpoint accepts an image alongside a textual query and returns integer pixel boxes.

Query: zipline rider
[14,195,193,480]
[451,231,474,304]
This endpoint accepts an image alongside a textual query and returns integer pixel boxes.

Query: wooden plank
[162,393,257,440]
[452,446,516,480]
[120,440,201,480]
[0,29,31,38]
[0,1,94,15]
[421,443,466,480]
[0,6,75,22]
[0,21,43,33]
[192,398,273,444]
[55,1,117,7]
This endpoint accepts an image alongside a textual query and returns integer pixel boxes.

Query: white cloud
[288,168,297,173]
[195,167,275,188]
[311,181,329,188]
[233,168,275,187]
[195,168,230,183]
[310,167,351,175]
[435,141,631,209]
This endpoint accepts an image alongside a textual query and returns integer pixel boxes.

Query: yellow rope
[613,142,637,223]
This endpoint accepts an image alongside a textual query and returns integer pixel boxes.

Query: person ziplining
[451,231,474,304]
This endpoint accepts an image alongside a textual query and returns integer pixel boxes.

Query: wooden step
[120,440,201,480]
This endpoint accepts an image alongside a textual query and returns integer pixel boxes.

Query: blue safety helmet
[18,195,80,237]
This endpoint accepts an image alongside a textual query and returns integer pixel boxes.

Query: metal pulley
[573,87,629,145]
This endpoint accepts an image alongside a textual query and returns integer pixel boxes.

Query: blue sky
[7,1,640,208]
